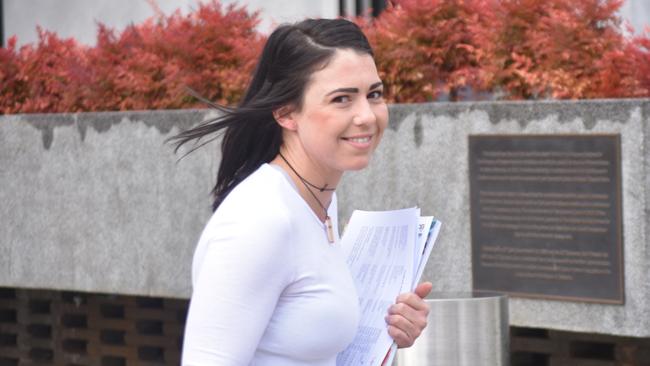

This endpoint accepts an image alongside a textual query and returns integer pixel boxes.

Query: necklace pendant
[325,216,335,244]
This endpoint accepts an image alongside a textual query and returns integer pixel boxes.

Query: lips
[341,134,374,148]
[343,136,371,143]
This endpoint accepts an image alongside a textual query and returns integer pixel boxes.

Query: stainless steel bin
[396,292,509,366]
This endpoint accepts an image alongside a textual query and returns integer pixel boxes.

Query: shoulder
[218,164,296,224]
[191,165,299,284]
[197,164,298,252]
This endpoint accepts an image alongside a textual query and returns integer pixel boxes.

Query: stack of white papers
[336,207,442,366]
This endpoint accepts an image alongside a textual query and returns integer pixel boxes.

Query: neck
[272,149,341,222]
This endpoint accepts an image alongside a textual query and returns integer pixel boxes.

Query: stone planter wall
[1,99,648,337]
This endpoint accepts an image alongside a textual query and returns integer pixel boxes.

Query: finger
[414,281,433,298]
[386,311,427,334]
[386,303,426,334]
[386,313,422,341]
[395,292,430,313]
[388,302,424,325]
[387,325,414,348]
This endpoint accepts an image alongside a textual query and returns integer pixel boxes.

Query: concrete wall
[0,110,216,298]
[1,99,649,337]
[337,99,650,338]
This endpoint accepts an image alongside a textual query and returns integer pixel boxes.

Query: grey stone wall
[0,110,217,298]
[1,99,648,337]
[337,99,650,338]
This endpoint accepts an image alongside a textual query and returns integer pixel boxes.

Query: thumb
[414,281,433,299]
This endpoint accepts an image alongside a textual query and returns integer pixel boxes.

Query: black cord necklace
[279,152,336,243]
[279,154,335,192]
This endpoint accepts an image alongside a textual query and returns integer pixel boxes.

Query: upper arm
[182,210,294,365]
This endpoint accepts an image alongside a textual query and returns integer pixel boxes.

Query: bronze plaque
[469,135,624,304]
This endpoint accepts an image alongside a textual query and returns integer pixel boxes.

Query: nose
[353,99,377,126]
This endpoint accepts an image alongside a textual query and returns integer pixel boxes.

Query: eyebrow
[325,82,384,96]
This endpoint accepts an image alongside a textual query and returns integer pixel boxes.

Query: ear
[273,105,298,131]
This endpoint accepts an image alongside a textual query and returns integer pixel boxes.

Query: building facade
[1,0,388,47]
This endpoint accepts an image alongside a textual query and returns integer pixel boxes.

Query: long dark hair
[170,18,374,211]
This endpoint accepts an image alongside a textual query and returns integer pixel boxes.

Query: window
[339,0,387,18]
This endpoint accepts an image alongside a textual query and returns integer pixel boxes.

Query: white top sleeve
[182,204,294,365]
[182,164,359,366]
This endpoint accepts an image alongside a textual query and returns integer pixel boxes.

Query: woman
[174,18,432,365]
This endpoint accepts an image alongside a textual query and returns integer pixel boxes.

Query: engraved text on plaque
[469,135,623,303]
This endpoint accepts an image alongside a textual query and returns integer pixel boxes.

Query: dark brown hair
[170,18,373,210]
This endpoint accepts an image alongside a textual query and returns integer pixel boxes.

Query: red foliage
[0,1,263,114]
[0,37,22,113]
[482,0,645,99]
[628,33,650,94]
[1,0,649,113]
[366,0,650,101]
[361,0,493,102]
[0,30,89,113]
[84,2,263,111]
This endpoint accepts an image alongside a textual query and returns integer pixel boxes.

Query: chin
[343,158,372,171]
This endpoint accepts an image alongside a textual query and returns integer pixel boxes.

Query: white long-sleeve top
[182,164,360,366]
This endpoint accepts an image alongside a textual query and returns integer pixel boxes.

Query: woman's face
[280,48,388,178]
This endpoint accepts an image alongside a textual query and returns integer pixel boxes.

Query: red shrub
[0,0,263,114]
[628,33,650,95]
[482,0,645,99]
[365,0,650,101]
[1,0,649,113]
[0,37,22,113]
[0,30,89,114]
[361,0,494,102]
[84,1,264,111]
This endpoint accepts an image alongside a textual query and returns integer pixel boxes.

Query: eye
[368,90,384,100]
[331,95,351,104]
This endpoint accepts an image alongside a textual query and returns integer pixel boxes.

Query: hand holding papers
[336,208,442,366]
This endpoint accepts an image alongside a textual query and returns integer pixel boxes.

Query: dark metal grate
[0,287,187,365]
[511,326,650,366]
[3,287,649,365]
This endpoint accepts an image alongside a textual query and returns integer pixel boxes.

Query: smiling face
[277,48,389,182]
